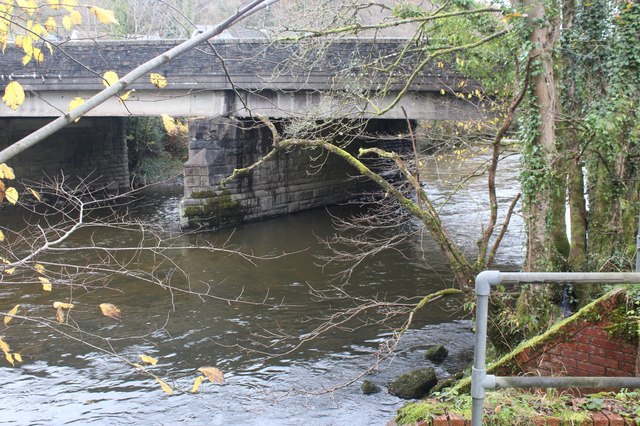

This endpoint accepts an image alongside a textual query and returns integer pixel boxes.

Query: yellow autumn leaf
[190,375,205,393]
[198,366,224,384]
[3,81,26,110]
[14,35,24,49]
[53,301,74,309]
[45,17,57,32]
[35,264,45,273]
[440,89,446,95]
[5,351,14,366]
[22,54,32,66]
[155,378,174,395]
[99,303,120,320]
[62,15,72,30]
[0,337,10,354]
[69,10,82,25]
[4,267,15,275]
[55,306,65,323]
[102,71,119,88]
[14,353,22,363]
[139,354,158,365]
[4,304,19,325]
[32,23,46,37]
[0,230,4,242]
[0,163,15,180]
[39,276,52,292]
[161,114,177,134]
[62,0,77,12]
[90,6,118,25]
[67,97,84,122]
[17,0,37,16]
[118,90,133,103]
[27,188,41,201]
[5,187,18,204]
[22,35,32,56]
[150,73,168,89]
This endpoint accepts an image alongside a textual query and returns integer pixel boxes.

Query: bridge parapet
[0,38,480,119]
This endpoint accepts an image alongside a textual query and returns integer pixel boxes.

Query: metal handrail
[471,271,640,426]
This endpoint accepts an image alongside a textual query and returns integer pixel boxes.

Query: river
[0,153,523,425]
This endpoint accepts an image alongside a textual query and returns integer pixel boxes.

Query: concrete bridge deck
[0,38,480,120]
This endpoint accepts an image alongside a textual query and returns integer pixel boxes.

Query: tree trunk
[521,0,568,272]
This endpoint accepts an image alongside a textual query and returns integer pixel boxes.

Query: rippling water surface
[0,153,523,425]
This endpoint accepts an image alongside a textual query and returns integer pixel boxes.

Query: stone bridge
[0,38,482,227]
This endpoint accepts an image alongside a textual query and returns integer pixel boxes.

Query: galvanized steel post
[471,270,500,426]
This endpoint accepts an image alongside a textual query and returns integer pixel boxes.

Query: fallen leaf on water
[99,303,120,320]
[155,378,174,395]
[55,307,65,323]
[198,366,224,384]
[190,375,205,394]
[5,351,14,366]
[35,264,45,274]
[0,337,10,354]
[13,353,22,363]
[139,354,158,365]
[4,304,19,325]
[53,301,74,310]
[39,276,52,292]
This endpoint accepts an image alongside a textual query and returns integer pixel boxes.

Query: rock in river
[387,367,437,399]
[361,380,381,394]
[424,344,448,364]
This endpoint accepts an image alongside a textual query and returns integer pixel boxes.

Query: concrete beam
[0,89,482,120]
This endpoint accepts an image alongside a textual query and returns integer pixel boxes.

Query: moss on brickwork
[451,289,626,394]
[605,303,640,344]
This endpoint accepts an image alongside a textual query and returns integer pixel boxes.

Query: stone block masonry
[0,117,129,191]
[180,117,411,229]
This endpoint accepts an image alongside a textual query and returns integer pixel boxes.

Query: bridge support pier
[0,117,129,191]
[180,117,411,229]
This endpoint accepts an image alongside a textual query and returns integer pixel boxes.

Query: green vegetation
[396,388,640,425]
[126,116,188,187]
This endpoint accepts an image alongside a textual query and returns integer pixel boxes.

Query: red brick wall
[519,321,637,377]
[501,294,639,379]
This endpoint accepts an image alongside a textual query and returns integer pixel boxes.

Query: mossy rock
[361,380,381,395]
[424,344,448,363]
[429,372,464,394]
[387,368,437,399]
